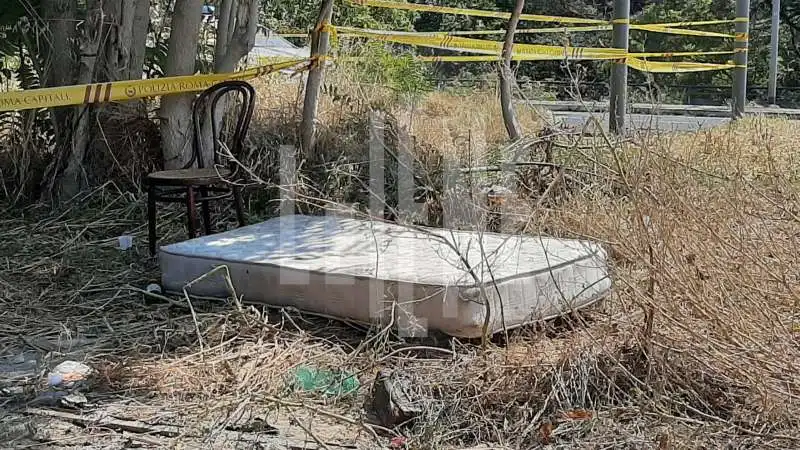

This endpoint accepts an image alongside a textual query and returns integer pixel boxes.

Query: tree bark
[160,0,205,170]
[213,0,258,73]
[99,0,136,82]
[300,0,334,156]
[40,0,77,89]
[129,0,150,81]
[55,0,103,199]
[39,0,78,198]
[500,0,524,141]
[199,0,259,167]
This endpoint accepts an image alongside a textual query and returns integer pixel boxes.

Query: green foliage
[634,0,735,89]
[338,40,433,102]
[260,0,416,32]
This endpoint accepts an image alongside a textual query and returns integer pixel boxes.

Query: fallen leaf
[561,409,593,420]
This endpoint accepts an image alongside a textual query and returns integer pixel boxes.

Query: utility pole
[732,0,751,118]
[609,0,630,134]
[768,0,780,105]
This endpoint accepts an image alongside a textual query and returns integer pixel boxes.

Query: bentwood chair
[146,80,256,256]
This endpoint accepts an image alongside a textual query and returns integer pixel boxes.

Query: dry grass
[1,69,800,448]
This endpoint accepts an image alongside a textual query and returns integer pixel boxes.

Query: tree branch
[500,0,524,141]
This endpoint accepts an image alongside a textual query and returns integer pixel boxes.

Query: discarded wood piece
[25,407,182,437]
[371,369,422,428]
[24,407,358,449]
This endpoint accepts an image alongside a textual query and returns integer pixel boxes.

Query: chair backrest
[187,80,256,170]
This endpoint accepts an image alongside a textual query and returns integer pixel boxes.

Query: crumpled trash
[48,361,94,389]
[291,366,359,397]
[117,235,133,250]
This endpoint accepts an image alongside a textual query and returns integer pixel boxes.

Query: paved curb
[525,100,800,119]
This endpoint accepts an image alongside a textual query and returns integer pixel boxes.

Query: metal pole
[733,0,750,118]
[609,0,630,134]
[768,0,780,105]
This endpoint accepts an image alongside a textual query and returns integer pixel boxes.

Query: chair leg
[200,187,212,235]
[186,186,198,239]
[232,185,246,227]
[148,183,157,256]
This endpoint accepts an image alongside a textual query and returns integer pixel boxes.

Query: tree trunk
[199,0,259,167]
[40,0,77,89]
[214,0,258,73]
[100,0,136,82]
[160,0,205,170]
[55,0,103,199]
[300,0,334,156]
[500,0,524,141]
[39,0,78,200]
[130,0,150,81]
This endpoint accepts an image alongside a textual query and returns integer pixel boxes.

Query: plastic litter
[291,366,359,396]
[118,235,133,250]
[48,360,94,389]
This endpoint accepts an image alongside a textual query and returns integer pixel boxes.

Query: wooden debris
[25,408,182,438]
[371,369,422,428]
[24,407,360,449]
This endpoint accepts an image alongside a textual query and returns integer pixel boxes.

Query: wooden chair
[146,80,256,256]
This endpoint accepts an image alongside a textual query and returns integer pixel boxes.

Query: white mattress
[159,215,611,338]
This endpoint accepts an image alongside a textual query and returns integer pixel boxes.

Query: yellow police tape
[630,24,733,39]
[336,26,626,60]
[456,56,735,72]
[349,0,606,24]
[415,50,733,63]
[337,27,734,63]
[0,59,311,113]
[399,25,732,38]
[412,55,737,72]
[626,58,741,73]
[349,0,737,38]
[388,24,732,38]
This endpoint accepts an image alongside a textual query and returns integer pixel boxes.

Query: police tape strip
[349,0,607,24]
[349,0,737,38]
[286,23,734,39]
[414,50,733,62]
[347,25,733,39]
[413,54,739,73]
[336,26,626,60]
[625,57,741,73]
[420,25,611,36]
[632,50,734,58]
[0,59,312,113]
[337,27,735,61]
[658,19,736,27]
[630,24,733,38]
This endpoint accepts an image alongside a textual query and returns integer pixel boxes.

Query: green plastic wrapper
[292,366,360,396]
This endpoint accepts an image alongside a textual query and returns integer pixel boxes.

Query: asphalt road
[552,111,730,132]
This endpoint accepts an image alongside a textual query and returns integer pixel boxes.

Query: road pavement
[530,100,800,119]
[552,111,730,132]
[527,100,799,132]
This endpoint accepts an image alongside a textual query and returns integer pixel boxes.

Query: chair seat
[147,168,232,186]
